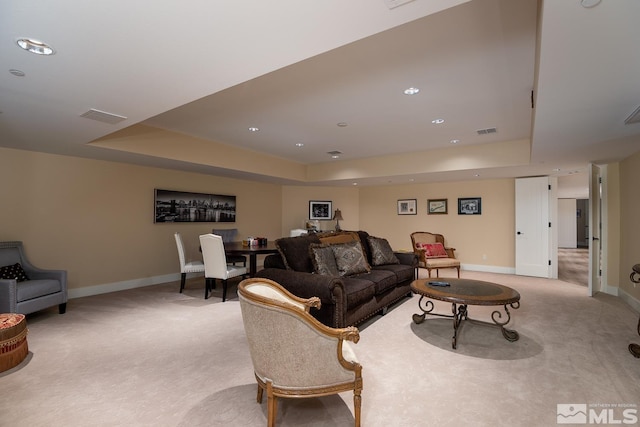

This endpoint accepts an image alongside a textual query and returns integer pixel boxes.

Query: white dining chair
[174,232,206,293]
[199,233,248,301]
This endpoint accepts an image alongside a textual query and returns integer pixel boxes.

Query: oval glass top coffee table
[411,278,521,349]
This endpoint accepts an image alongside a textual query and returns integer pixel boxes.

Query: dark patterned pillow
[309,244,340,276]
[367,236,400,266]
[0,263,29,282]
[331,241,371,276]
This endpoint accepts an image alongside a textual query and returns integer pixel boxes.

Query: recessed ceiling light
[450,139,460,144]
[431,118,445,124]
[337,122,348,127]
[248,127,259,132]
[352,182,358,186]
[474,174,480,177]
[581,0,601,8]
[552,168,561,172]
[9,69,25,77]
[16,38,55,55]
[404,87,420,95]
[295,143,304,147]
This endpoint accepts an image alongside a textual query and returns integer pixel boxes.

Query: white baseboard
[461,264,516,275]
[68,273,188,299]
[618,287,640,314]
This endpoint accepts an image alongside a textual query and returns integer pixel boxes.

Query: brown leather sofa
[255,230,417,328]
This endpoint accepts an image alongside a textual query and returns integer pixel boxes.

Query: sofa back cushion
[275,234,321,272]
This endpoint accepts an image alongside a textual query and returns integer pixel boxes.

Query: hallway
[558,247,589,287]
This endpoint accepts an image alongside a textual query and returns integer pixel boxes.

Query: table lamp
[332,209,343,231]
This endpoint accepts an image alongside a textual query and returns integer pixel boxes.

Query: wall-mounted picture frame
[428,199,448,215]
[309,200,332,220]
[397,199,417,215]
[458,197,482,215]
[154,189,236,223]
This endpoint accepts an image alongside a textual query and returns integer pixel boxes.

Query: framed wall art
[309,200,332,220]
[458,197,482,215]
[154,189,236,223]
[397,199,417,215]
[428,199,448,215]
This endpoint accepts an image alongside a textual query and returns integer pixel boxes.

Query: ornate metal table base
[630,265,640,359]
[630,317,640,358]
[412,296,520,349]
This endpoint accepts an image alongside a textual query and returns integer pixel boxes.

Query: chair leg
[257,384,263,403]
[180,273,186,293]
[204,278,210,299]
[58,303,67,314]
[354,389,362,427]
[222,279,228,302]
[266,381,277,427]
[456,266,460,278]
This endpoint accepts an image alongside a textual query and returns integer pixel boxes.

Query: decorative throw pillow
[0,263,29,282]
[309,244,340,276]
[418,242,449,258]
[331,241,371,276]
[367,236,400,266]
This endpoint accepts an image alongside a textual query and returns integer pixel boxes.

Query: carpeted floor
[558,248,589,287]
[1,270,639,426]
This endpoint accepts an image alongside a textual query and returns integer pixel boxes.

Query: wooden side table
[0,313,29,372]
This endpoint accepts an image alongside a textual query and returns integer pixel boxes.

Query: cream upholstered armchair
[238,278,363,427]
[410,231,460,278]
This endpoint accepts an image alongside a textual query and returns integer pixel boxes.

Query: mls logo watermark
[558,403,638,424]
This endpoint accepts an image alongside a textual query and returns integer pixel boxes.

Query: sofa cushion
[417,242,448,258]
[331,241,371,276]
[16,279,61,302]
[309,244,340,276]
[0,263,29,282]
[374,263,415,284]
[318,231,361,246]
[352,269,397,295]
[367,236,400,266]
[340,277,377,309]
[275,234,321,272]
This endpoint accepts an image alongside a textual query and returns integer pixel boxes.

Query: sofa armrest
[255,268,344,305]
[0,279,19,313]
[263,253,286,269]
[395,251,418,267]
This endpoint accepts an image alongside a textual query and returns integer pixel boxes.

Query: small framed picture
[458,197,482,215]
[309,200,332,220]
[428,199,448,215]
[397,199,417,215]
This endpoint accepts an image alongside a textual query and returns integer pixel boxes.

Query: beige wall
[619,152,640,303]
[0,147,282,291]
[3,144,639,307]
[359,179,515,268]
[281,186,360,234]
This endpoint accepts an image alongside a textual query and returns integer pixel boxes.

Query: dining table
[224,241,279,277]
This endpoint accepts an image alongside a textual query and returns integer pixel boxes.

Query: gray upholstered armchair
[238,277,363,427]
[0,241,68,315]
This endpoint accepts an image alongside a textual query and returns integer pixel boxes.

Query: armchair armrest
[444,247,457,258]
[0,279,18,313]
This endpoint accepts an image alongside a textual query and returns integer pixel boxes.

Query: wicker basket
[0,313,29,372]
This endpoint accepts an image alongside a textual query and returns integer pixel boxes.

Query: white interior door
[588,164,602,296]
[515,177,551,277]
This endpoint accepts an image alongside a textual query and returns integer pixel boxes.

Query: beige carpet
[1,270,639,426]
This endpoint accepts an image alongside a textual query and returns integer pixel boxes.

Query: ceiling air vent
[476,127,497,135]
[383,0,416,9]
[80,108,127,125]
[624,105,640,125]
[327,151,342,156]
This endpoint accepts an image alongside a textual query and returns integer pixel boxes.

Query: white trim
[68,273,183,299]
[461,264,516,275]
[618,287,640,314]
